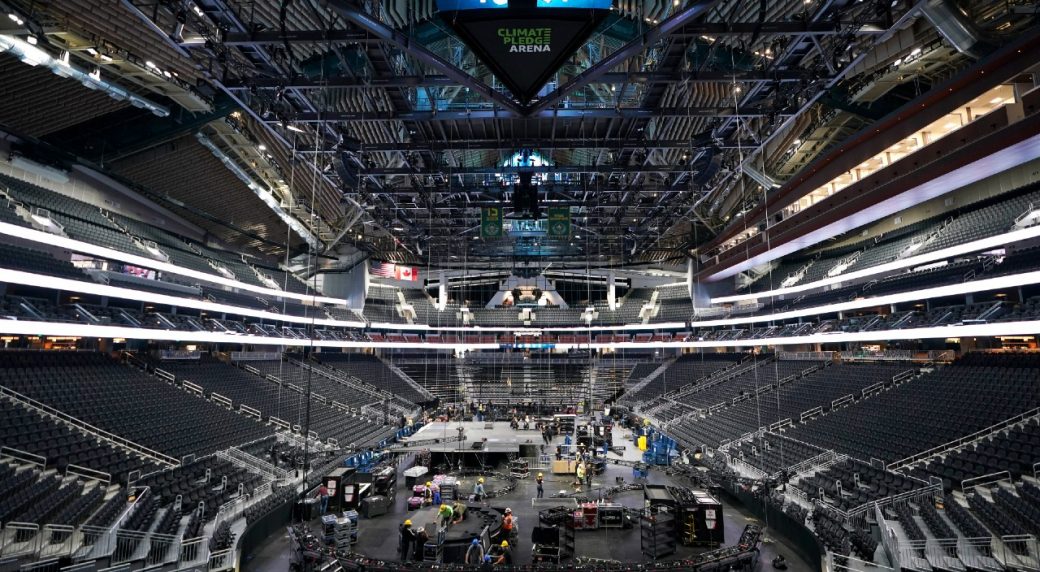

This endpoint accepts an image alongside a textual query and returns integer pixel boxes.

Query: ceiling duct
[919,0,991,59]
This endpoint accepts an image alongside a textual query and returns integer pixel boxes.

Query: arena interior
[0,0,1038,571]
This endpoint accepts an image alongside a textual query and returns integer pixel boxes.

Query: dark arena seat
[0,352,274,459]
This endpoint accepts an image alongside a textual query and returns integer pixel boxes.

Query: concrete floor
[241,425,816,572]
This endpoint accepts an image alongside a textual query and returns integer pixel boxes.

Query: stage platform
[395,422,544,454]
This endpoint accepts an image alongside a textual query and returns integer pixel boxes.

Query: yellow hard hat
[404,519,412,526]
[537,472,543,478]
[478,477,485,483]
[442,504,449,509]
[501,540,509,548]
[426,481,432,486]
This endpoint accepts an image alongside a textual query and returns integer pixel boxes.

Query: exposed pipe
[918,0,992,59]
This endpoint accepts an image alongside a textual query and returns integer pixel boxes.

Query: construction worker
[424,481,433,505]
[494,540,513,566]
[399,520,416,561]
[585,462,593,487]
[474,477,486,501]
[536,472,544,498]
[438,503,454,528]
[575,462,585,487]
[432,482,442,505]
[498,508,514,544]
[465,538,485,565]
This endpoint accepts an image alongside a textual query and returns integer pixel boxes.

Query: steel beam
[276,106,776,123]
[296,137,757,152]
[325,0,524,116]
[671,21,887,36]
[219,22,878,46]
[224,70,812,90]
[222,29,373,45]
[346,164,714,176]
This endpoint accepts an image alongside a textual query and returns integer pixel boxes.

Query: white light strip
[1,319,1037,349]
[0,269,365,328]
[0,221,346,305]
[692,270,1040,328]
[712,223,1040,304]
[707,130,1040,281]
[5,265,1037,334]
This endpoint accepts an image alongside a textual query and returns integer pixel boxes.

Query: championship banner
[481,206,503,239]
[439,0,610,104]
[546,206,571,239]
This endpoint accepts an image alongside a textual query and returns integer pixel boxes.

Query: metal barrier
[999,535,1040,572]
[38,524,76,560]
[144,531,179,566]
[19,558,61,572]
[111,529,149,564]
[827,554,892,572]
[209,547,235,571]
[179,535,209,568]
[74,524,117,561]
[0,522,41,559]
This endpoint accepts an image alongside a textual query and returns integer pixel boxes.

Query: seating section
[908,419,1040,490]
[0,352,273,458]
[727,434,823,476]
[157,357,394,446]
[311,353,426,405]
[919,188,1040,255]
[785,353,1040,464]
[797,458,924,511]
[624,354,745,404]
[138,456,263,519]
[0,242,84,279]
[666,361,900,447]
[0,399,160,483]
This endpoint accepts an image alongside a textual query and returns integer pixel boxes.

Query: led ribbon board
[439,0,610,104]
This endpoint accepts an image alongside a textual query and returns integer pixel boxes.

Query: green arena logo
[498,27,552,53]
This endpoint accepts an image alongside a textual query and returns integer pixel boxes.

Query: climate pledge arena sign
[438,0,610,104]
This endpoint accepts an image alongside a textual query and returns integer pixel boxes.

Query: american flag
[370,261,419,281]
[370,260,396,278]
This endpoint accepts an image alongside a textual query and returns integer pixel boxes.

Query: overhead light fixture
[25,35,36,45]
[0,35,169,116]
[910,47,921,56]
[145,60,157,69]
[285,124,305,133]
[257,144,267,151]
[195,133,321,249]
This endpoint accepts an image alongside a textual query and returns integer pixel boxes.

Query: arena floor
[241,425,815,571]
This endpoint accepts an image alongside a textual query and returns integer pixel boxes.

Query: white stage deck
[396,421,544,453]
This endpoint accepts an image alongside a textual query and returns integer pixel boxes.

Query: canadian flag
[396,266,417,281]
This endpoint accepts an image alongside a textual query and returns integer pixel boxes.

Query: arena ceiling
[0,0,1033,269]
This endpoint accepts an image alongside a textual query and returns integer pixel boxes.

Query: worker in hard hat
[536,472,544,498]
[494,540,513,566]
[465,537,484,565]
[399,519,416,561]
[473,477,486,501]
[438,503,454,528]
[423,481,433,505]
